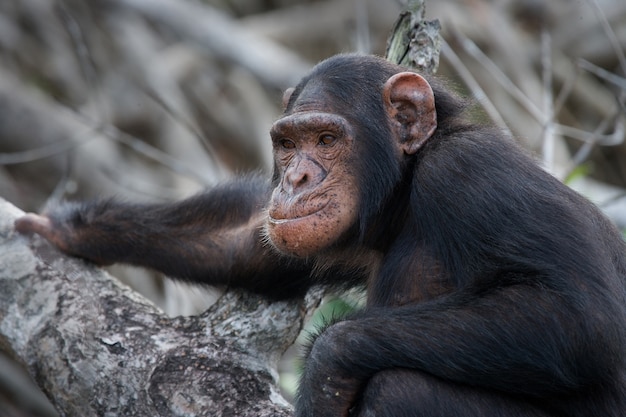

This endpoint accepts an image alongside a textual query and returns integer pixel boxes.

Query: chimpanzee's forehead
[288,80,337,113]
[287,77,360,116]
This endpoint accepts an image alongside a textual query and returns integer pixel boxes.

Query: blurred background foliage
[0,0,624,415]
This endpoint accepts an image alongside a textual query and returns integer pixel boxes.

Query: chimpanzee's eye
[318,134,336,146]
[280,139,296,149]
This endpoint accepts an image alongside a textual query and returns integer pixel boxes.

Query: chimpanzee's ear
[383,72,437,155]
[282,87,295,110]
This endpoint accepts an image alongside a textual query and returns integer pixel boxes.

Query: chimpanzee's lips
[268,200,329,223]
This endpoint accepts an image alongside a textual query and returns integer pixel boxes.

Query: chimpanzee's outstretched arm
[14,175,314,299]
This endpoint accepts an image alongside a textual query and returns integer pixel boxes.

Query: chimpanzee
[15,54,626,416]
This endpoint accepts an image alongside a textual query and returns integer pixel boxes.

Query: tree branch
[385,0,441,74]
[0,198,313,416]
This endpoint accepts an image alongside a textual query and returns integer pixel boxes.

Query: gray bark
[0,198,315,417]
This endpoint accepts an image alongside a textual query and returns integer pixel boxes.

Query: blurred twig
[107,0,310,89]
[441,40,513,138]
[578,59,626,91]
[587,0,626,75]
[541,30,556,171]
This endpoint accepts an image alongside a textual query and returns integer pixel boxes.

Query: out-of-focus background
[0,0,624,415]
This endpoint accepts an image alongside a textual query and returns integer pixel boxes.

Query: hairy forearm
[15,177,316,298]
[303,285,617,403]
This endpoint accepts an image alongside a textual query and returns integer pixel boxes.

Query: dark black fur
[24,54,626,416]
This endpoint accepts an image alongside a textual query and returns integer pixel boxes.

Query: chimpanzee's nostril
[283,157,326,195]
[297,174,308,187]
[286,170,307,191]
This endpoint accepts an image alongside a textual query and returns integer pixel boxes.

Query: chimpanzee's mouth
[268,200,329,223]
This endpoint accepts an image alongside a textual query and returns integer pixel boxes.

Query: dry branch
[385,0,440,74]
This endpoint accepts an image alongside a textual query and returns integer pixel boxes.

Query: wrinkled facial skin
[266,111,360,257]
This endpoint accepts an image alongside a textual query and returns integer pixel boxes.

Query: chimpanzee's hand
[295,322,362,417]
[14,211,111,265]
[15,213,65,248]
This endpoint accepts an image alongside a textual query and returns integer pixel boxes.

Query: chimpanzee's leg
[352,369,551,417]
